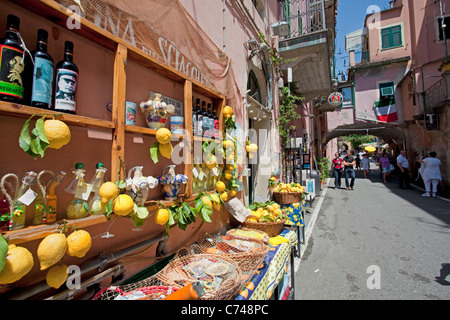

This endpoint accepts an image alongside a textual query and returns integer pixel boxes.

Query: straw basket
[272,191,303,204]
[156,249,242,300]
[193,234,270,274]
[243,218,286,237]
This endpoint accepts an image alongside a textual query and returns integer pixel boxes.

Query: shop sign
[328,92,344,107]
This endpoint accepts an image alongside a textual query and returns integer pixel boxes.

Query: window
[437,17,450,41]
[338,86,354,108]
[248,70,261,104]
[379,82,395,101]
[381,25,402,49]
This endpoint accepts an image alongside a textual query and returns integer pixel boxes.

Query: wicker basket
[243,218,286,237]
[272,191,303,204]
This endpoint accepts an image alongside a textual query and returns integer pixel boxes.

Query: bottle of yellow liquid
[12,171,38,230]
[88,163,107,215]
[44,171,66,224]
[66,163,90,219]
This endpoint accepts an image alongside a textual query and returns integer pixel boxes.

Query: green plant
[317,157,330,183]
[277,86,303,148]
[258,31,297,75]
[344,134,373,151]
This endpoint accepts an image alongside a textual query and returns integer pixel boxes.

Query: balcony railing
[278,0,326,39]
[424,77,449,110]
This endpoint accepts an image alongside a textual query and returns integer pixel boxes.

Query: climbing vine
[277,85,303,149]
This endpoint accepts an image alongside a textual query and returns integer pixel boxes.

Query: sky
[334,0,393,80]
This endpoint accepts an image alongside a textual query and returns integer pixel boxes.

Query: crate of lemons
[245,201,287,223]
[273,182,305,193]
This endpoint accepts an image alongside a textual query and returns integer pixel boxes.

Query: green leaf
[200,205,213,223]
[177,207,186,225]
[35,116,49,144]
[115,180,127,189]
[167,208,176,226]
[132,215,146,228]
[19,115,34,153]
[194,198,203,213]
[0,235,8,273]
[105,199,114,219]
[150,142,159,164]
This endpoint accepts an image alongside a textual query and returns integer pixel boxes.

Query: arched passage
[325,122,405,145]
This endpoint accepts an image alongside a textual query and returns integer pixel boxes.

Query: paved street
[294,167,450,300]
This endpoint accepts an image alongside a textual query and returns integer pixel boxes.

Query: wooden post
[111,44,127,182]
[184,80,193,197]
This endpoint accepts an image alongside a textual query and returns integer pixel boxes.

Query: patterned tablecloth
[235,229,298,300]
[281,201,306,227]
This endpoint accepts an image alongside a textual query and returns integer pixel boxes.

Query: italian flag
[374,98,398,122]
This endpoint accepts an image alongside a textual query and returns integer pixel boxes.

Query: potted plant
[317,157,330,189]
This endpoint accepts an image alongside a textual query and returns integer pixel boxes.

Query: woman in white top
[361,154,370,178]
[419,152,442,197]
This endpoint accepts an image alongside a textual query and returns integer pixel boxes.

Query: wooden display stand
[0,0,226,245]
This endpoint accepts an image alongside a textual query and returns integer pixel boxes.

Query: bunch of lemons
[246,202,284,223]
[273,182,304,193]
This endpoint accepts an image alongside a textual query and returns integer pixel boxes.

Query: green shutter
[381,25,402,49]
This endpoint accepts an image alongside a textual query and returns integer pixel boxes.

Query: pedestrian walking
[355,154,361,170]
[396,150,411,189]
[379,152,391,183]
[343,150,356,190]
[419,151,442,197]
[361,154,370,178]
[331,152,343,189]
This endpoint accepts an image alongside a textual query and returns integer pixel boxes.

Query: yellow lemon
[274,208,282,216]
[0,245,34,284]
[155,128,172,144]
[154,208,169,225]
[159,142,173,159]
[266,205,274,212]
[273,203,280,209]
[248,144,258,153]
[223,106,233,119]
[224,170,232,180]
[43,119,71,149]
[210,193,221,211]
[99,182,119,204]
[223,140,234,149]
[113,194,135,216]
[220,191,228,202]
[66,230,92,258]
[46,264,68,289]
[228,189,237,198]
[205,154,217,170]
[256,207,264,213]
[38,233,67,270]
[226,164,234,171]
[215,181,226,192]
[201,196,213,208]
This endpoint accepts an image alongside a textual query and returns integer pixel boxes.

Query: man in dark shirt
[343,150,356,190]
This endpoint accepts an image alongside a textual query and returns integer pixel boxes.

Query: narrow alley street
[295,166,450,300]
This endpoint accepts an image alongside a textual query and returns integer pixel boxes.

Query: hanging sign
[328,92,344,107]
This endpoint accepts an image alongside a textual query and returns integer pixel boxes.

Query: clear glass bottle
[192,97,197,137]
[196,98,202,137]
[0,181,14,232]
[88,163,107,215]
[66,162,90,219]
[12,171,38,230]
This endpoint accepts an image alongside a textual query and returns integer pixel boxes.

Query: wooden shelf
[193,136,221,143]
[0,101,115,129]
[2,214,115,245]
[125,125,185,140]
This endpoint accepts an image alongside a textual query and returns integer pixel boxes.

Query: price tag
[18,188,38,206]
[81,184,93,201]
[193,167,198,178]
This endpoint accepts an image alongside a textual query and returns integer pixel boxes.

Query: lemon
[215,181,226,192]
[248,144,258,153]
[270,177,276,181]
[99,182,119,204]
[155,128,172,144]
[205,154,217,170]
[210,193,221,211]
[113,194,135,216]
[223,140,234,149]
[38,233,67,270]
[0,245,34,284]
[154,208,169,225]
[224,170,232,180]
[201,196,212,208]
[266,205,274,212]
[220,191,228,202]
[223,106,233,119]
[43,119,71,149]
[46,264,68,289]
[226,164,234,171]
[228,189,237,198]
[159,142,173,159]
[66,230,92,258]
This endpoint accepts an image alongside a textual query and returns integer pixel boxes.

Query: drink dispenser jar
[126,166,158,206]
[158,165,188,201]
[139,93,175,130]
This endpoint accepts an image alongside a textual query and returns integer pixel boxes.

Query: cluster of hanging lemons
[0,228,92,289]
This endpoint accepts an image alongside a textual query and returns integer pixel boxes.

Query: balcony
[424,76,450,110]
[276,0,336,101]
